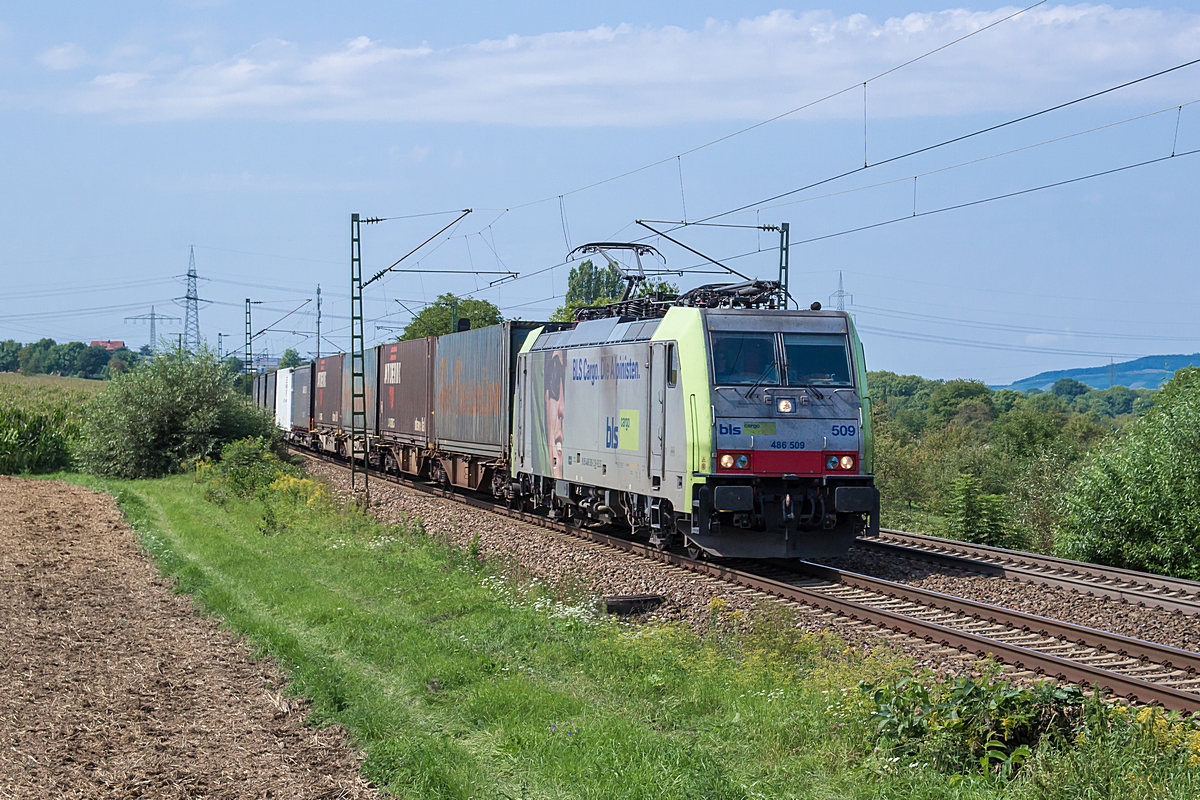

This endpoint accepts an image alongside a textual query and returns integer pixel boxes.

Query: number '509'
[830,425,857,436]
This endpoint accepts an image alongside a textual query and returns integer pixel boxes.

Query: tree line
[0,338,144,379]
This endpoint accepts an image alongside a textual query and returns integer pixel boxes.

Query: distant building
[89,340,126,351]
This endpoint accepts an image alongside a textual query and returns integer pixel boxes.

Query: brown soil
[0,475,378,799]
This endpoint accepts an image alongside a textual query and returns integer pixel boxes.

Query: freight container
[291,363,313,432]
[274,367,294,431]
[340,347,379,434]
[265,371,277,415]
[434,321,546,458]
[377,338,435,446]
[252,373,264,408]
[313,354,344,429]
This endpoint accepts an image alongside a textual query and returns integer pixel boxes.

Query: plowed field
[0,475,377,799]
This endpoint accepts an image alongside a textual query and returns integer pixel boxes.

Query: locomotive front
[690,307,879,558]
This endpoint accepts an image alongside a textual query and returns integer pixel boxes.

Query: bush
[1057,368,1200,577]
[214,436,300,498]
[863,671,1090,779]
[0,405,74,474]
[77,347,276,478]
[944,473,1017,548]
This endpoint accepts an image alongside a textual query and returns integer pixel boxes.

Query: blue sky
[2,2,1199,384]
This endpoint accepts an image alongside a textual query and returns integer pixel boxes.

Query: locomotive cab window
[783,333,853,387]
[667,343,678,387]
[710,332,779,386]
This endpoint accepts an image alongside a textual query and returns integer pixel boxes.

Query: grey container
[291,363,313,431]
[378,338,435,446]
[265,371,277,413]
[313,354,344,430]
[339,347,379,435]
[433,321,546,458]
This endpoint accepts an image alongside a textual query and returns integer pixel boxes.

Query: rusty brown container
[433,321,545,458]
[313,354,344,430]
[291,363,313,431]
[339,347,379,435]
[377,338,435,446]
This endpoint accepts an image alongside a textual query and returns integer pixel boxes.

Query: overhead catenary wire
[789,146,1200,248]
[683,54,1200,226]
[484,1,1048,214]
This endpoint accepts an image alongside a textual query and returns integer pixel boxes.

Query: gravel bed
[302,458,988,678]
[821,546,1200,653]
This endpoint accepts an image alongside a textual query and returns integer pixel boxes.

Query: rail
[858,530,1200,616]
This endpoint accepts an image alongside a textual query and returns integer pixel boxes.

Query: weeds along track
[859,531,1200,616]
[297,449,1200,713]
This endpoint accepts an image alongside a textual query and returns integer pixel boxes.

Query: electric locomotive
[509,276,879,560]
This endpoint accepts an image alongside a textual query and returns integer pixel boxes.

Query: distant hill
[1002,354,1200,393]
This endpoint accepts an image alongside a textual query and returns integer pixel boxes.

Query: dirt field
[0,476,378,799]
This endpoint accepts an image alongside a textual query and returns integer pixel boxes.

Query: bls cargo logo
[604,410,640,451]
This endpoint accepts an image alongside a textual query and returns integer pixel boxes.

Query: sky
[2,2,1199,385]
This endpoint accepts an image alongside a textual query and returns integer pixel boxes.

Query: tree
[75,345,111,378]
[1051,377,1091,399]
[0,340,21,372]
[279,348,303,368]
[18,339,56,375]
[50,341,87,375]
[928,380,993,425]
[105,347,139,376]
[400,294,502,340]
[550,260,679,321]
[1057,367,1200,577]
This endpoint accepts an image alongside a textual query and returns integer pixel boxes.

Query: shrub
[944,473,1017,548]
[1056,368,1200,578]
[77,347,276,478]
[863,671,1091,779]
[0,405,74,474]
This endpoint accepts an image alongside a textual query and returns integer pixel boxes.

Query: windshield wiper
[743,365,776,399]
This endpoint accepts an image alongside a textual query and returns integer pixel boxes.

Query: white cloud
[35,5,1200,125]
[38,43,88,70]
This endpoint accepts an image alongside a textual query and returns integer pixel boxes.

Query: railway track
[297,448,1200,713]
[857,530,1200,616]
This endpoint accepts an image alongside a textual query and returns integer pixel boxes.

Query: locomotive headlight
[840,455,856,470]
[735,454,750,469]
[777,398,794,413]
[720,453,735,469]
[826,455,839,470]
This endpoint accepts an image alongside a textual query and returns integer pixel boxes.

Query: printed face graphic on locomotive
[543,349,566,479]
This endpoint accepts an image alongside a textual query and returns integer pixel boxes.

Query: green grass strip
[58,473,1200,800]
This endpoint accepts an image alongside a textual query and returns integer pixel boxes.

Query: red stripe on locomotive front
[715,450,859,475]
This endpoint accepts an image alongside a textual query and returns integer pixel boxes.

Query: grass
[55,469,1200,799]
